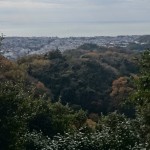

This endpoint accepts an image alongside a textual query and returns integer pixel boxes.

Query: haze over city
[0,0,150,37]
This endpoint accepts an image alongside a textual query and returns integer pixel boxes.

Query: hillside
[17,45,139,114]
[1,39,150,149]
[0,54,51,99]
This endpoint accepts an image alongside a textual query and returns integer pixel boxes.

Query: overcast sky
[0,0,150,37]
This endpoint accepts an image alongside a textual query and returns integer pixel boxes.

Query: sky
[0,0,150,37]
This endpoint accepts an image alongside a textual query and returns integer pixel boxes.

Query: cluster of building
[0,35,146,59]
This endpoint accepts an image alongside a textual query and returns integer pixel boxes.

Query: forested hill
[1,41,150,149]
[17,45,139,114]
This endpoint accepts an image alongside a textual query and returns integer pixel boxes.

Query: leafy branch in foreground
[25,113,146,150]
[130,49,150,148]
[0,80,87,150]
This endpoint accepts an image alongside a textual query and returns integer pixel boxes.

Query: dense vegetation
[0,36,150,149]
[17,46,138,115]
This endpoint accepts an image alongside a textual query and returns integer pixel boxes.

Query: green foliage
[0,81,37,149]
[0,46,149,149]
[28,101,87,138]
[0,79,55,149]
[18,48,138,114]
[131,50,150,119]
[130,50,150,147]
[0,80,87,149]
[109,76,135,117]
[25,113,146,150]
[78,43,99,50]
[45,49,63,60]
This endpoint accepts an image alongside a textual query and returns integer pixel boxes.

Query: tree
[0,33,4,55]
[25,113,145,150]
[132,50,150,122]
[0,80,88,149]
[45,49,63,60]
[131,49,150,148]
[0,81,34,149]
[0,80,50,149]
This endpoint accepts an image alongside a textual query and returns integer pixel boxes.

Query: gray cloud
[0,0,150,36]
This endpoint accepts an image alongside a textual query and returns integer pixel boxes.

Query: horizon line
[4,34,150,38]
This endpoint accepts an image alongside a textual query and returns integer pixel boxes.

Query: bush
[25,113,146,150]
